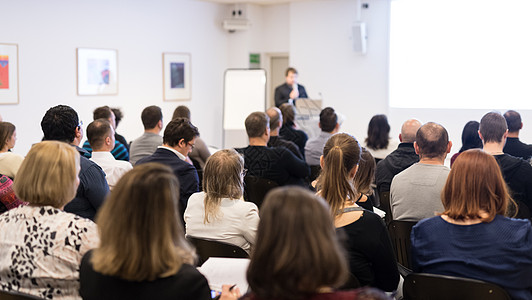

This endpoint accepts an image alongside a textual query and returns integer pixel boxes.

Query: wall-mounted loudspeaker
[352,22,367,54]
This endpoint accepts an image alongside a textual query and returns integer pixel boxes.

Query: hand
[219,284,241,300]
[289,89,299,99]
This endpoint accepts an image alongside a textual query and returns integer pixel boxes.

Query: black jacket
[504,137,532,161]
[494,154,532,214]
[375,143,419,194]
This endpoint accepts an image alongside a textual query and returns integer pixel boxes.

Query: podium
[294,98,322,140]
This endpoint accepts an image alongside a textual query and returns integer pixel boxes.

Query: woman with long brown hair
[353,147,376,211]
[0,121,24,179]
[411,149,532,300]
[364,115,398,162]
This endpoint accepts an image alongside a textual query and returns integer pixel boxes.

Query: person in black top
[274,67,308,107]
[265,107,303,159]
[279,103,308,156]
[111,107,129,152]
[503,110,532,161]
[236,112,309,187]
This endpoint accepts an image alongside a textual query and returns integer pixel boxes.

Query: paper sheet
[197,257,250,293]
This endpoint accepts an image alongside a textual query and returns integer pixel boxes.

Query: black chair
[189,157,203,191]
[0,290,44,300]
[378,191,392,225]
[388,220,416,273]
[187,236,249,266]
[243,175,279,208]
[309,165,321,182]
[403,273,511,300]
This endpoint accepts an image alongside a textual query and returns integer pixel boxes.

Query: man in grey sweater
[130,106,163,165]
[390,122,452,222]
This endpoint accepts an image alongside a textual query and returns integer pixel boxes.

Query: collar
[398,142,415,148]
[91,151,116,161]
[158,146,186,161]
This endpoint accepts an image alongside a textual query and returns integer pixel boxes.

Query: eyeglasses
[188,142,195,149]
[241,168,248,177]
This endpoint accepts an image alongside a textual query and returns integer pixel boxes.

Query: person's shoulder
[188,191,206,203]
[175,263,208,282]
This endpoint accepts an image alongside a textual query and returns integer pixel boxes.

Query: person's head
[14,141,80,208]
[41,105,81,144]
[203,149,245,223]
[279,103,296,126]
[319,107,339,133]
[87,119,115,151]
[163,118,199,156]
[479,112,508,144]
[0,122,16,151]
[172,105,191,121]
[91,163,194,281]
[399,119,422,143]
[245,112,270,140]
[354,147,376,196]
[459,121,482,153]
[365,114,391,150]
[317,133,361,217]
[284,67,298,86]
[247,187,348,300]
[503,110,522,133]
[266,107,283,133]
[414,122,451,160]
[441,149,510,222]
[141,105,163,130]
[93,106,116,129]
[111,108,123,128]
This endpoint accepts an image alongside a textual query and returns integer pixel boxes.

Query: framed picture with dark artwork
[163,53,191,101]
[0,43,19,104]
[77,48,118,96]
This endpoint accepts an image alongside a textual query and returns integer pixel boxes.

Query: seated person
[450,120,482,167]
[0,122,24,179]
[82,106,129,161]
[503,110,532,160]
[354,148,376,212]
[111,107,129,152]
[129,105,163,165]
[172,105,211,169]
[364,115,399,162]
[0,174,26,213]
[305,107,340,166]
[236,112,309,187]
[279,103,308,156]
[184,149,259,253]
[411,149,532,300]
[266,107,302,159]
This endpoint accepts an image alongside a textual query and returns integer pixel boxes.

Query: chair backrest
[403,273,511,300]
[243,175,279,208]
[388,220,416,270]
[0,290,45,300]
[309,165,321,182]
[187,236,249,266]
[378,191,392,225]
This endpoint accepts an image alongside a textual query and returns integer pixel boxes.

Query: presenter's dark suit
[136,148,199,214]
[274,83,308,107]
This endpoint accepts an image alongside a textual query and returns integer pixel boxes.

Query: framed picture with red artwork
[0,43,19,104]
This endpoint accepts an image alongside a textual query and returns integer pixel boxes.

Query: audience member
[82,106,129,161]
[390,122,451,222]
[129,105,163,165]
[236,112,309,186]
[0,141,99,299]
[364,114,399,162]
[87,119,132,190]
[80,163,211,300]
[110,107,129,152]
[0,174,25,213]
[480,111,532,216]
[305,107,340,166]
[137,118,199,214]
[503,110,532,160]
[279,103,308,156]
[375,119,421,194]
[274,67,308,107]
[242,186,392,300]
[172,105,211,169]
[411,149,532,300]
[41,105,109,220]
[265,107,303,159]
[0,122,24,179]
[450,120,482,167]
[317,133,399,291]
[184,149,259,253]
[354,148,376,212]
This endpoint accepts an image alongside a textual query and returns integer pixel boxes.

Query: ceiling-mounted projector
[222,18,251,33]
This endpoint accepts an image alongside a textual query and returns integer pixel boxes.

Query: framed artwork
[77,48,118,95]
[163,53,191,101]
[0,43,19,104]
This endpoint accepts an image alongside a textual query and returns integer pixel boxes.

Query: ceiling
[199,0,309,5]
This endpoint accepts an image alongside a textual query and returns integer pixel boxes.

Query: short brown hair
[279,103,295,125]
[247,187,348,300]
[441,149,509,222]
[0,122,16,150]
[91,163,195,281]
[87,119,112,150]
[415,122,449,159]
[245,112,269,138]
[479,112,507,143]
[14,141,79,208]
[93,106,113,120]
[141,106,162,129]
[320,107,338,133]
[163,118,199,147]
[285,67,298,77]
[503,110,521,133]
[172,105,191,120]
[354,147,376,195]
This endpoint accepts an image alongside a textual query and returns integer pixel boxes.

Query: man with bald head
[375,119,422,194]
[265,107,303,159]
[390,122,452,221]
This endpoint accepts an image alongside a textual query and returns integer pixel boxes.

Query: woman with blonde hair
[0,141,98,299]
[0,121,24,179]
[411,149,532,300]
[80,163,211,299]
[317,133,399,292]
[184,149,259,253]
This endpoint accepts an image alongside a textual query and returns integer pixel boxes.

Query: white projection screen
[389,0,532,109]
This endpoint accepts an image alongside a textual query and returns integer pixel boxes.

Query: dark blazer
[136,148,199,211]
[274,83,308,107]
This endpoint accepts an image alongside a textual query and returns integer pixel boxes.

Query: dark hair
[163,118,199,147]
[416,122,449,159]
[87,119,112,150]
[141,106,163,130]
[0,122,16,150]
[459,121,482,153]
[320,107,338,133]
[365,114,390,150]
[504,110,522,133]
[285,67,298,77]
[93,106,113,120]
[41,105,79,143]
[479,112,507,143]
[245,112,269,138]
[247,187,348,300]
[266,107,282,131]
[279,103,295,126]
[111,108,123,127]
[172,105,191,121]
[354,147,376,195]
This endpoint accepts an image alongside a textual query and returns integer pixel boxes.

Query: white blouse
[0,152,24,179]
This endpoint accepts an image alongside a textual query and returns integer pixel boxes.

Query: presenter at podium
[274,67,308,107]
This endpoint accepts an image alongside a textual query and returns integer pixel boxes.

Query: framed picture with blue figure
[77,48,118,96]
[163,52,191,101]
[0,43,19,104]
